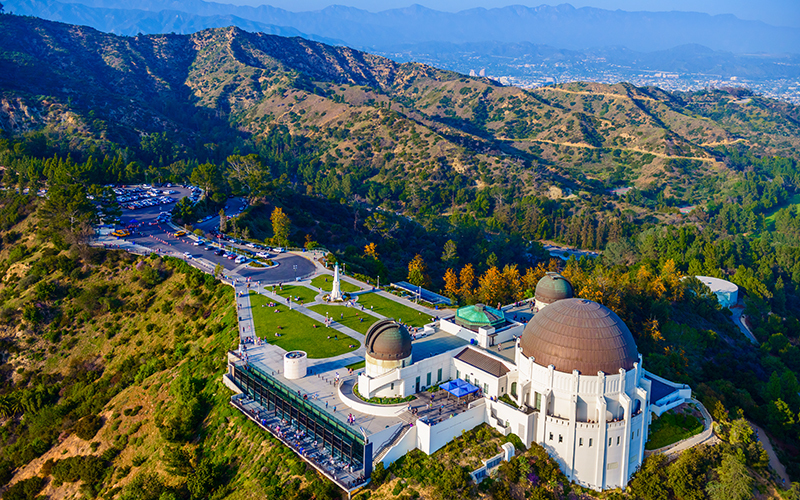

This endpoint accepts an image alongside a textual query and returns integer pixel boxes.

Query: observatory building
[226,273,692,493]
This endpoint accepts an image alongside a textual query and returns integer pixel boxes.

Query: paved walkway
[750,421,791,486]
[730,305,758,345]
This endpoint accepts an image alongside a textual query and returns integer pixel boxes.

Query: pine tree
[441,239,459,266]
[219,209,227,232]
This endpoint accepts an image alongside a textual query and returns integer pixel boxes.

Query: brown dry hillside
[1,15,800,201]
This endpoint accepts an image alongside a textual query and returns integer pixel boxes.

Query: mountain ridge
[2,14,800,208]
[7,0,800,54]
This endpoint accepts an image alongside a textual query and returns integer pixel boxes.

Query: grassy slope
[0,202,341,499]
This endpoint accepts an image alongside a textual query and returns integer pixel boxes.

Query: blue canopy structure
[442,379,479,398]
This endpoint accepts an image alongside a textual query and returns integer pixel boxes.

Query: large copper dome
[535,272,574,305]
[520,298,638,374]
[365,320,412,361]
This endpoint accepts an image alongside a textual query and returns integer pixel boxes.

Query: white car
[235,255,247,264]
[183,252,192,259]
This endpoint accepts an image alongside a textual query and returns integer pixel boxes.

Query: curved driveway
[111,189,316,284]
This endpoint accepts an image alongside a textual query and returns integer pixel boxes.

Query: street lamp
[293,264,298,281]
[377,275,380,289]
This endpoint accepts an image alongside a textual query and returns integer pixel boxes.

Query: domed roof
[520,298,638,374]
[365,320,412,361]
[455,304,505,330]
[535,272,574,304]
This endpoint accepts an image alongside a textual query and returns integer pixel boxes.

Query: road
[106,187,316,284]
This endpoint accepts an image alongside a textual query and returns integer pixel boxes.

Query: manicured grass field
[309,304,379,335]
[355,292,433,327]
[310,275,363,293]
[645,410,703,450]
[345,360,366,370]
[270,284,319,304]
[249,292,358,358]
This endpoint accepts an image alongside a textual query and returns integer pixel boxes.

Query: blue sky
[228,1,800,27]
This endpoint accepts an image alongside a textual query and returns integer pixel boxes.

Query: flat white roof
[695,275,738,293]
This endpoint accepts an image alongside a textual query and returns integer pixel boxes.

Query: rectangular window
[558,435,563,443]
[589,438,593,447]
[427,372,431,386]
[390,383,394,390]
[465,375,470,382]
[534,392,542,411]
[456,370,460,380]
[549,433,553,441]
[632,432,634,440]
[608,438,612,447]
[484,383,488,393]
[617,436,620,445]
[579,438,583,446]
[437,368,442,382]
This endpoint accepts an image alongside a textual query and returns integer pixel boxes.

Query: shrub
[2,476,45,500]
[74,415,103,440]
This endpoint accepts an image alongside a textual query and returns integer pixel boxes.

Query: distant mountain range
[6,0,800,55]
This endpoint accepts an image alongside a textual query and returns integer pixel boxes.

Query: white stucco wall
[416,401,488,455]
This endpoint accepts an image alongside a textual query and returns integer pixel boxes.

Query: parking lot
[111,186,315,283]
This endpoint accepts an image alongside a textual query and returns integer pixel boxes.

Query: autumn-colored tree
[270,207,291,246]
[444,268,459,302]
[408,254,430,288]
[523,263,548,297]
[660,258,684,301]
[477,266,505,306]
[364,242,379,259]
[459,264,476,303]
[304,234,318,250]
[501,264,524,302]
[218,209,227,232]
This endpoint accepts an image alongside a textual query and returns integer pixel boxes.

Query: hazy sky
[227,1,800,27]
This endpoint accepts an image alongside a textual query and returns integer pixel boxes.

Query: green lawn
[764,193,800,231]
[311,275,363,293]
[345,360,366,370]
[355,292,432,327]
[309,304,379,335]
[645,411,703,450]
[249,292,358,358]
[269,284,319,304]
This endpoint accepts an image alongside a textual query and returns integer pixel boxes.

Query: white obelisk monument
[330,263,343,301]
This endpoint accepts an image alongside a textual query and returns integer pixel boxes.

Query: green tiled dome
[455,304,505,330]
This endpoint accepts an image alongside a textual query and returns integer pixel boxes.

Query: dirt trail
[532,87,657,102]
[750,421,791,486]
[500,137,717,162]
